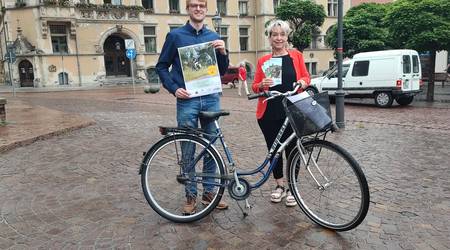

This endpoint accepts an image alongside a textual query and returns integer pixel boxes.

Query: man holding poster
[156,0,229,215]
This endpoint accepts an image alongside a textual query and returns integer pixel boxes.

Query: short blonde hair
[186,0,207,8]
[266,19,292,37]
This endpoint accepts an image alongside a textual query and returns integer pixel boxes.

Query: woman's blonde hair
[265,19,292,37]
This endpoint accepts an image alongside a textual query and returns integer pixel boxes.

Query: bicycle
[139,83,370,231]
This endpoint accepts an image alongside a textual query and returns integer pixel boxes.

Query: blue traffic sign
[5,51,16,63]
[126,49,136,60]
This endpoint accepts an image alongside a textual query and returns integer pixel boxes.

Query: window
[305,62,317,75]
[328,64,350,78]
[239,27,248,51]
[310,33,321,49]
[169,0,179,13]
[50,24,68,54]
[412,55,420,73]
[170,25,181,31]
[147,67,159,83]
[142,0,153,9]
[273,0,281,13]
[239,1,248,16]
[329,61,336,68]
[352,61,369,76]
[217,0,227,15]
[328,0,338,17]
[111,0,121,5]
[103,0,111,4]
[220,27,228,49]
[58,72,69,85]
[403,55,411,74]
[144,26,156,53]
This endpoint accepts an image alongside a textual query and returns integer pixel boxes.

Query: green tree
[325,3,390,58]
[385,0,450,101]
[275,0,326,51]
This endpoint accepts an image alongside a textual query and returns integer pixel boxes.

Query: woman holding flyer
[251,19,310,207]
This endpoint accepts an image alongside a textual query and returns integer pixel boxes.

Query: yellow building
[0,0,351,88]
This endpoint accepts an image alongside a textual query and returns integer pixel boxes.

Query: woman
[252,19,310,207]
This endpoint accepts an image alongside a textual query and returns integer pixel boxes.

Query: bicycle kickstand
[235,199,252,218]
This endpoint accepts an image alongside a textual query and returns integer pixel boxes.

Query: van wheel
[374,92,393,108]
[305,87,318,96]
[395,96,414,106]
[232,79,239,87]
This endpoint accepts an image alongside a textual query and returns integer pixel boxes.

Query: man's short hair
[186,0,207,8]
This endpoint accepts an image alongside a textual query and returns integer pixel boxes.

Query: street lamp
[212,10,222,37]
[335,0,345,128]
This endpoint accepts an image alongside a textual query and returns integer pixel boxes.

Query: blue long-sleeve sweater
[156,23,230,95]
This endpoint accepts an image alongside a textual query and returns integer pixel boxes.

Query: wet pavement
[0,85,450,249]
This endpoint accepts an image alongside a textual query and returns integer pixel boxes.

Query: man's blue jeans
[177,93,220,198]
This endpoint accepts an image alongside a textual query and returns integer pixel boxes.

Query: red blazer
[252,49,311,119]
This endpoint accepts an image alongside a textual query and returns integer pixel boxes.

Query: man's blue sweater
[156,23,230,95]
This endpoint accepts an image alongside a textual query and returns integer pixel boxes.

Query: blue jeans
[177,93,220,198]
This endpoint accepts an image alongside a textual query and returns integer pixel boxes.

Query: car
[310,49,422,107]
[221,66,240,88]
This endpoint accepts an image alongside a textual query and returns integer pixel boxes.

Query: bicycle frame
[180,117,298,190]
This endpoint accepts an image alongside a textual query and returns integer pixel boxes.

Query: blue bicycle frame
[184,117,297,190]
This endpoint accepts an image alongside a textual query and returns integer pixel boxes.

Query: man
[156,0,229,215]
[238,62,250,96]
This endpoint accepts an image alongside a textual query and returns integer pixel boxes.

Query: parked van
[309,50,422,107]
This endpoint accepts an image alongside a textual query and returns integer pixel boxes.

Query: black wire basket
[283,91,333,137]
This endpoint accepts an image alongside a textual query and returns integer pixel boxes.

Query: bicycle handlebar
[247,82,302,101]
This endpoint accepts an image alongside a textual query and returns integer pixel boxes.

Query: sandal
[285,190,297,207]
[270,185,286,203]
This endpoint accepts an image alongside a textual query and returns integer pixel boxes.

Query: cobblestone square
[0,86,449,249]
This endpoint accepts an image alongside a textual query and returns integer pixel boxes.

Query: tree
[325,3,391,58]
[275,0,326,51]
[385,0,450,101]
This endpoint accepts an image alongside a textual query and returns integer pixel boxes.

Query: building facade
[0,0,352,88]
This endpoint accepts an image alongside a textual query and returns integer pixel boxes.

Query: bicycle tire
[141,133,226,223]
[287,139,370,231]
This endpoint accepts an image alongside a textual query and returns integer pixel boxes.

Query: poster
[178,42,222,97]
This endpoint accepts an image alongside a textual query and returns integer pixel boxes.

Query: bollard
[0,98,6,122]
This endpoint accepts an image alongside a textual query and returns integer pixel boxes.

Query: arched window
[146,67,159,83]
[58,72,69,85]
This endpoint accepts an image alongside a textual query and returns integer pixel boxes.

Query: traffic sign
[126,49,136,60]
[5,51,16,63]
[125,39,135,49]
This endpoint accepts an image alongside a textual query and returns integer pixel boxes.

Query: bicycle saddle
[199,110,230,119]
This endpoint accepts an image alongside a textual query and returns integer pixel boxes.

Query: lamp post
[212,10,222,37]
[335,0,345,128]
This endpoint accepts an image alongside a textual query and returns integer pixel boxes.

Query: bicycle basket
[282,91,332,137]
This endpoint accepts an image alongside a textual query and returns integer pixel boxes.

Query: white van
[308,49,422,107]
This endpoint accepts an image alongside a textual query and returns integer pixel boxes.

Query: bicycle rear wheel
[287,139,369,231]
[141,134,226,223]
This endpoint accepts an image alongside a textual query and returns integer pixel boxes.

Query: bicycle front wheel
[287,139,369,231]
[141,134,226,223]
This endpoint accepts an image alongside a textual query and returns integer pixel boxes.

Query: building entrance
[18,60,34,87]
[104,35,130,77]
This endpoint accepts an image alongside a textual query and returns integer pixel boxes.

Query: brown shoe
[201,192,229,210]
[183,196,197,215]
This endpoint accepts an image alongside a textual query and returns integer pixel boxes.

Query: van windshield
[327,64,350,78]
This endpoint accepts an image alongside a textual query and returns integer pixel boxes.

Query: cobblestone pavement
[1,86,450,249]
